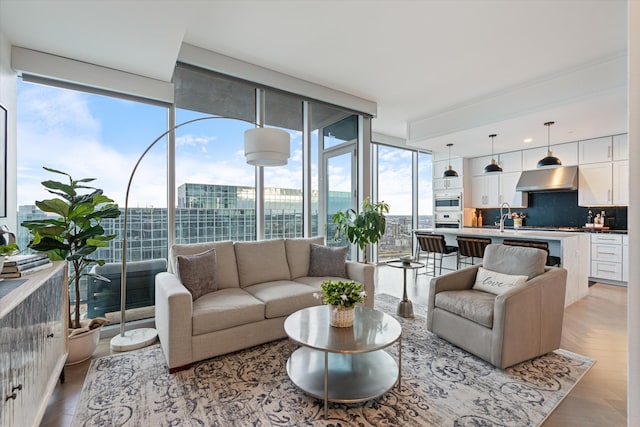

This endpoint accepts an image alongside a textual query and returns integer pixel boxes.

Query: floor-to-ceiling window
[264,90,303,239]
[376,144,414,260]
[16,78,168,324]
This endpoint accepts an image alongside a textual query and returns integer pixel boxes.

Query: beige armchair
[427,244,567,369]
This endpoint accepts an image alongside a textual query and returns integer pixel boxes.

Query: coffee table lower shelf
[286,346,399,404]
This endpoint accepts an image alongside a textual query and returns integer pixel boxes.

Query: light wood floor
[40,265,627,427]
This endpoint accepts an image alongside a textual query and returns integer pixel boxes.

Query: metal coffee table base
[397,300,414,318]
[286,346,400,418]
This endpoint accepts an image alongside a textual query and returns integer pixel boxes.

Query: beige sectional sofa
[155,237,375,371]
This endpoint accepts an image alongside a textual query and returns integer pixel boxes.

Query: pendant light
[443,143,459,177]
[537,121,562,167]
[484,134,502,173]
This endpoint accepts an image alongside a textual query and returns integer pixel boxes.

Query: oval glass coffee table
[284,305,402,418]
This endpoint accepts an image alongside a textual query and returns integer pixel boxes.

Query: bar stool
[413,230,433,260]
[502,239,561,266]
[415,233,458,276]
[455,236,492,269]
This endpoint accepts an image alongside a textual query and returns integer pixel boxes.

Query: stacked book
[1,254,52,279]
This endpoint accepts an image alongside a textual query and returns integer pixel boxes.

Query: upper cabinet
[579,136,612,164]
[612,134,628,161]
[433,157,464,190]
[577,134,628,206]
[432,158,464,179]
[578,161,628,206]
[469,156,492,176]
[522,142,578,170]
[497,151,522,173]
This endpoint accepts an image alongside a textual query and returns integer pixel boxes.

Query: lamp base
[110,327,158,352]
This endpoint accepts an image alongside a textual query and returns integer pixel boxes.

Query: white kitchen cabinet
[578,161,628,207]
[433,176,463,191]
[432,158,464,180]
[551,142,579,166]
[471,174,500,207]
[612,134,628,161]
[623,235,629,282]
[497,151,522,173]
[521,142,578,170]
[521,146,547,170]
[578,163,613,206]
[469,156,492,177]
[613,160,628,205]
[579,136,613,164]
[499,171,527,207]
[590,234,624,282]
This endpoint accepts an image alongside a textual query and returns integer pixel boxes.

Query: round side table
[386,260,425,318]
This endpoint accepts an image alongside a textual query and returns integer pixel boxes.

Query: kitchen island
[420,228,590,307]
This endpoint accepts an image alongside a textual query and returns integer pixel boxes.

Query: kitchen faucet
[499,202,511,232]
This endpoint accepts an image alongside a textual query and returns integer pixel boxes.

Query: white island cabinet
[0,262,68,427]
[434,229,590,307]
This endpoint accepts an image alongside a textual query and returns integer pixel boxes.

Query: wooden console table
[0,261,68,427]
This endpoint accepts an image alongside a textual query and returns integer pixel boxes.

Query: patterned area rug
[72,294,593,426]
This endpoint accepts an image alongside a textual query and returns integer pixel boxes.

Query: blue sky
[16,79,426,215]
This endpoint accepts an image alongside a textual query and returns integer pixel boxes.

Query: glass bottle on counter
[477,210,483,227]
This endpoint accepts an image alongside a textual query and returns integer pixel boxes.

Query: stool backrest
[456,236,492,258]
[502,239,550,254]
[417,234,446,253]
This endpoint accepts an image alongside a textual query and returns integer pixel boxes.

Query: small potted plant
[315,279,366,327]
[21,167,121,364]
[511,212,527,229]
[332,197,389,263]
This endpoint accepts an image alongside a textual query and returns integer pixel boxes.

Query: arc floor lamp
[110,116,290,351]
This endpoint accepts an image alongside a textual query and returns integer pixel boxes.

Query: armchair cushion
[472,267,528,295]
[482,244,546,279]
[435,290,496,328]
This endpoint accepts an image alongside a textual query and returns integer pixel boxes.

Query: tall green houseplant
[21,167,121,330]
[332,197,390,263]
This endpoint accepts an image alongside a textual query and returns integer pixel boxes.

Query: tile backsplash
[477,191,627,229]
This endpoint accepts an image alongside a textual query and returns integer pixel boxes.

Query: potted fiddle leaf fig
[21,167,121,364]
[332,197,390,263]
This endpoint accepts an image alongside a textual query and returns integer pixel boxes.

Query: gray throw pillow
[308,244,348,277]
[176,248,218,300]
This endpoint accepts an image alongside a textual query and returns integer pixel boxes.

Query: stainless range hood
[515,166,578,192]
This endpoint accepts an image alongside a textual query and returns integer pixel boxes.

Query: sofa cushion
[170,241,239,289]
[286,236,325,279]
[234,239,291,287]
[483,244,546,280]
[192,288,265,336]
[244,280,321,319]
[472,267,528,296]
[435,290,496,328]
[294,275,355,291]
[176,248,218,300]
[308,244,348,277]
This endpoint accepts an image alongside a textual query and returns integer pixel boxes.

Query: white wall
[0,31,17,231]
[627,2,639,425]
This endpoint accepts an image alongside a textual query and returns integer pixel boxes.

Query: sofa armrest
[345,261,375,308]
[492,267,567,368]
[427,264,481,330]
[155,272,194,370]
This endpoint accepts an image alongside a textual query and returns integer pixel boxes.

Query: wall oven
[434,212,462,230]
[434,193,462,211]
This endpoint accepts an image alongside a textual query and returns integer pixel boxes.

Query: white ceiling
[0,0,629,158]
